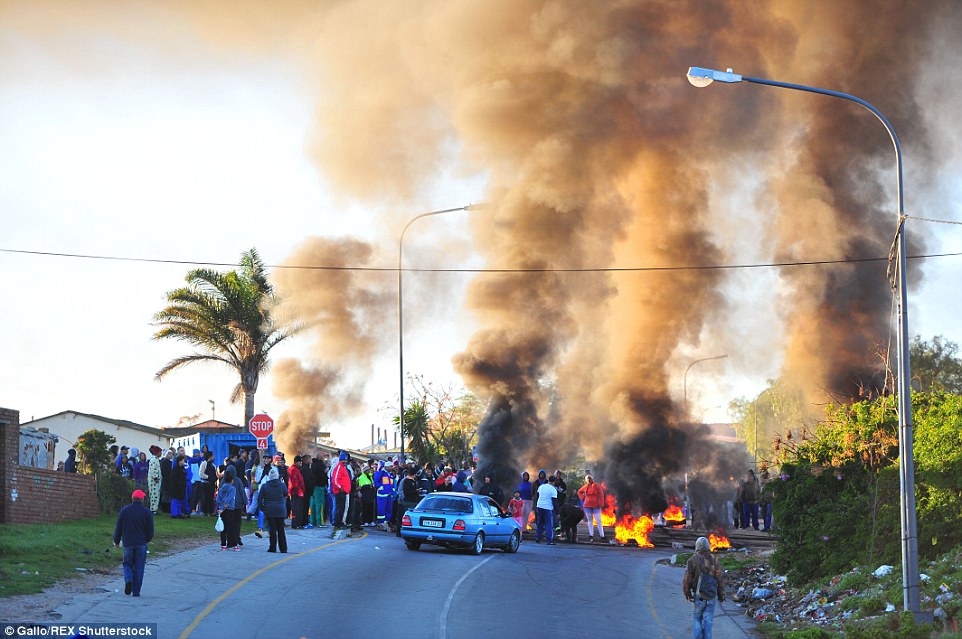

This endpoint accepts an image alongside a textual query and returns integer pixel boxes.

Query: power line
[1,246,960,274]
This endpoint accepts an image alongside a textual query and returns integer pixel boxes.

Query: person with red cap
[113,489,154,597]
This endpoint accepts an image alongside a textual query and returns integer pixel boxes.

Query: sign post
[249,413,274,451]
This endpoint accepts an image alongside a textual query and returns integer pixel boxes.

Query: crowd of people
[94,444,628,552]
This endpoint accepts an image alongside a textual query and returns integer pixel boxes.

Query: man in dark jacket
[559,503,585,543]
[64,449,78,473]
[396,466,422,537]
[478,474,505,506]
[300,455,315,529]
[113,490,154,596]
[258,467,289,553]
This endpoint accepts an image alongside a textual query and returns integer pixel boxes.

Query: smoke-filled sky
[2,1,960,461]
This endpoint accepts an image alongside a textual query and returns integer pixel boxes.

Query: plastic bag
[214,515,225,532]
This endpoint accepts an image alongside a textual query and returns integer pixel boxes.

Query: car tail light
[401,514,412,527]
[453,519,466,531]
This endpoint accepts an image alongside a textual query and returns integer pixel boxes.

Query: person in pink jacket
[577,475,606,543]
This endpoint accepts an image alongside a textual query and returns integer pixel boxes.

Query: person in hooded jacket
[258,466,289,552]
[170,454,189,519]
[517,471,533,532]
[216,466,241,550]
[357,464,376,526]
[478,474,505,506]
[452,470,471,493]
[418,463,435,496]
[530,469,549,510]
[577,474,606,543]
[310,453,329,527]
[372,460,393,530]
[288,455,306,529]
[299,455,315,529]
[330,451,353,533]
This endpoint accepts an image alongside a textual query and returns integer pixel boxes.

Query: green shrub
[95,471,135,513]
[856,594,887,618]
[770,391,962,585]
[784,628,838,639]
[844,611,931,639]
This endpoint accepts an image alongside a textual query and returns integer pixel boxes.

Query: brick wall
[0,407,18,524]
[1,407,101,524]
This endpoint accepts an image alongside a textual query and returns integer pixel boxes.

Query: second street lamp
[686,65,919,613]
[397,203,486,463]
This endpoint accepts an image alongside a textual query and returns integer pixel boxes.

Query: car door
[480,497,509,544]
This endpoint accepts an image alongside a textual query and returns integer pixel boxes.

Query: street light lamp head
[686,66,743,87]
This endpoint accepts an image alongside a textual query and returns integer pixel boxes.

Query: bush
[770,391,962,585]
[785,628,838,639]
[95,471,135,513]
[845,611,931,639]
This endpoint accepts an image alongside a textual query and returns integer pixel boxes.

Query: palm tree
[393,399,431,463]
[152,248,297,428]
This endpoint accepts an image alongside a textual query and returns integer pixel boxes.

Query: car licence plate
[421,518,444,528]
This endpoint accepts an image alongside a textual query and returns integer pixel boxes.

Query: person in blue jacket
[113,489,154,597]
[373,460,394,531]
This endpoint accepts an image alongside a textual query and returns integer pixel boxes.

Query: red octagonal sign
[249,413,274,439]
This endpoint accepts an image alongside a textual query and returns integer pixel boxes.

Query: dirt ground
[1,536,213,622]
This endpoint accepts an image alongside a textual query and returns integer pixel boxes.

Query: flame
[594,485,655,548]
[662,503,686,525]
[601,491,617,528]
[527,511,535,531]
[709,530,731,552]
[614,513,655,547]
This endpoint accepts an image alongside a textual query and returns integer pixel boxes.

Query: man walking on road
[113,489,154,597]
[683,536,726,639]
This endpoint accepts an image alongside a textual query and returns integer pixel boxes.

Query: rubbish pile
[722,550,962,634]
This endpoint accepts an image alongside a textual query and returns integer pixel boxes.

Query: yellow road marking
[646,561,674,639]
[178,532,366,639]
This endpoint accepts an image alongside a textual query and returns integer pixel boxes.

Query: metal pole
[683,354,728,420]
[687,68,918,613]
[398,204,486,463]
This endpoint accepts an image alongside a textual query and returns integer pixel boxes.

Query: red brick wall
[1,407,101,524]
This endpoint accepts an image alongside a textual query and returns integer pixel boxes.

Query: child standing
[508,490,524,529]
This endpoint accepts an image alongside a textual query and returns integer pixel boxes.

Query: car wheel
[470,532,484,555]
[504,530,520,554]
[405,541,421,551]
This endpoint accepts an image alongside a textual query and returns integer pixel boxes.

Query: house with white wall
[21,410,170,463]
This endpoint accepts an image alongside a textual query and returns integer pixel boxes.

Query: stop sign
[249,413,274,439]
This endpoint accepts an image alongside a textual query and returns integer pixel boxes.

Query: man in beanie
[682,536,725,639]
[113,490,154,597]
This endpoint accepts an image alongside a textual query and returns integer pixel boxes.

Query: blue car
[400,493,522,555]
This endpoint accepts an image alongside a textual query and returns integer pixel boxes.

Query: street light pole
[397,204,486,463]
[686,66,919,613]
[683,354,728,420]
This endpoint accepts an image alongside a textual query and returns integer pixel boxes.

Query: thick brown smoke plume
[41,0,945,514]
[270,238,394,454]
[266,1,955,513]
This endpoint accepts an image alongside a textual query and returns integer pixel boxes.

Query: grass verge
[0,513,261,597]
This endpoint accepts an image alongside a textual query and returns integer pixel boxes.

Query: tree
[728,377,815,466]
[910,334,962,393]
[393,400,432,463]
[392,376,482,463]
[768,390,962,584]
[153,248,297,428]
[75,428,116,474]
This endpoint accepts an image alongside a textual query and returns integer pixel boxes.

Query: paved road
[46,528,759,639]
